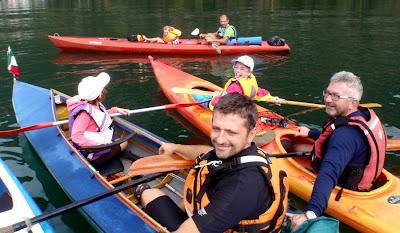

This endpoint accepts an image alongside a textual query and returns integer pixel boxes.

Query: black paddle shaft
[3,173,162,233]
[268,151,312,158]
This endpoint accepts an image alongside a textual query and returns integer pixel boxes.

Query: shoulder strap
[228,25,238,39]
[195,155,268,203]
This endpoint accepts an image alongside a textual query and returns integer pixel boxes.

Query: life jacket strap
[194,155,269,204]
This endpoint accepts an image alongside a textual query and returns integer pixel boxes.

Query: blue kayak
[0,157,54,232]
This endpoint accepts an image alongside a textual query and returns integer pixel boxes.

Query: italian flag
[7,46,20,77]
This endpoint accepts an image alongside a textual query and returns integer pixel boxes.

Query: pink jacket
[67,96,118,146]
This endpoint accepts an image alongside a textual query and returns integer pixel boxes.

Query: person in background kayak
[67,72,130,165]
[199,14,237,45]
[209,55,283,110]
[287,71,386,231]
[143,25,182,44]
[133,93,288,233]
[199,14,237,54]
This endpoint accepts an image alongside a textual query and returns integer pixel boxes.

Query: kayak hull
[48,35,290,55]
[0,158,54,233]
[149,56,400,233]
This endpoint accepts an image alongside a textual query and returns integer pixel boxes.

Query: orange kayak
[149,55,400,233]
[48,35,290,55]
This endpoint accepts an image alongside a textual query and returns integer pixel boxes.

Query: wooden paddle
[171,87,382,108]
[127,150,314,178]
[254,130,277,147]
[128,154,194,176]
[0,101,208,137]
[387,138,400,151]
[0,173,162,233]
[126,142,399,180]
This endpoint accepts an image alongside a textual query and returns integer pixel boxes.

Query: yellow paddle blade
[387,138,400,152]
[359,103,382,108]
[254,130,276,147]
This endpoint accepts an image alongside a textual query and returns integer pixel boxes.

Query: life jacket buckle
[194,160,222,169]
[211,160,222,167]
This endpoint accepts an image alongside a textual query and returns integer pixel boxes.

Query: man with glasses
[287,71,386,230]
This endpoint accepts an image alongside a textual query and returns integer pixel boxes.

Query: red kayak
[48,34,290,55]
[148,56,296,136]
[149,55,400,233]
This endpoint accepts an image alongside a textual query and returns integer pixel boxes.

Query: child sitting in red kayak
[143,25,181,44]
[209,55,283,110]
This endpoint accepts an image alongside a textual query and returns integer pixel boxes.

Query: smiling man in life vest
[134,93,288,233]
[287,71,386,230]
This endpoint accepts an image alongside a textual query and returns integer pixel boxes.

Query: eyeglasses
[322,90,354,101]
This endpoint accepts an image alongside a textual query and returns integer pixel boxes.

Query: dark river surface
[0,0,399,232]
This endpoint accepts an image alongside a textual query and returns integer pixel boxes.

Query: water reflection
[53,52,290,79]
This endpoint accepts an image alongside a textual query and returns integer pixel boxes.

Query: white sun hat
[232,55,254,71]
[78,72,111,101]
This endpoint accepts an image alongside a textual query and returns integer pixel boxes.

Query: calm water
[0,0,399,232]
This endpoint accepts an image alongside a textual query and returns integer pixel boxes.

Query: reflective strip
[330,124,335,130]
[370,117,379,130]
[238,155,268,165]
[364,118,379,136]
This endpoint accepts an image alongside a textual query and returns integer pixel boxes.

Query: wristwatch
[305,210,317,220]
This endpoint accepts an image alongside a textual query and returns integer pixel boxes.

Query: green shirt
[217,25,237,39]
[224,25,236,38]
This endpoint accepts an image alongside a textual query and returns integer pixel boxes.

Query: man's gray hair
[330,71,363,101]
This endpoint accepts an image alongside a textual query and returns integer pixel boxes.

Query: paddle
[171,87,382,109]
[190,28,221,54]
[191,28,200,36]
[0,173,163,233]
[0,101,208,137]
[254,130,277,147]
[387,138,400,151]
[123,130,278,177]
[264,150,312,158]
[124,150,314,177]
[128,154,195,176]
[122,139,399,184]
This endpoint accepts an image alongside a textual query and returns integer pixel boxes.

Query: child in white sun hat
[67,72,130,165]
[209,55,283,110]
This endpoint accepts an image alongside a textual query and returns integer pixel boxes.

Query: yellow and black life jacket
[183,152,288,232]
